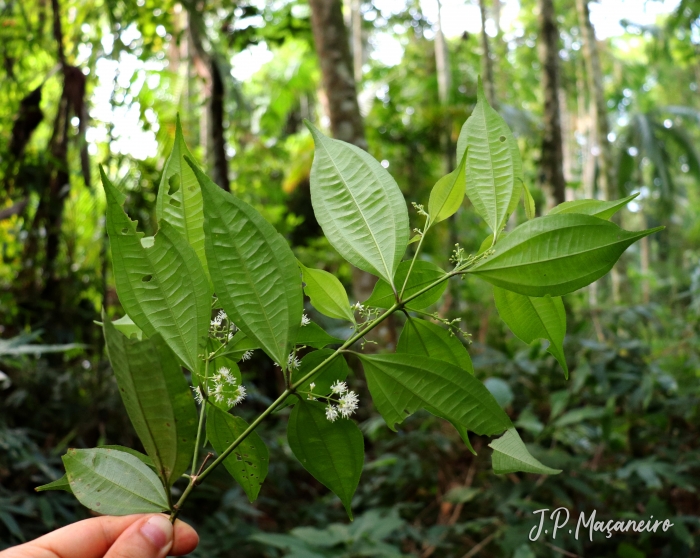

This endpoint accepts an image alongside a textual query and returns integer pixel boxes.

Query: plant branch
[399,219,430,300]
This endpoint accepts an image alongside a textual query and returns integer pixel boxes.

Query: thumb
[104,514,174,558]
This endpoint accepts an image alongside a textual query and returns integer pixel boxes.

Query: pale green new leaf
[306,122,409,288]
[156,114,208,276]
[287,399,364,519]
[397,318,473,374]
[457,79,520,239]
[189,159,303,369]
[428,148,467,224]
[490,428,561,475]
[298,261,355,322]
[358,353,511,435]
[469,213,663,296]
[112,314,143,341]
[103,314,198,486]
[522,181,536,220]
[102,169,210,373]
[62,448,170,515]
[493,287,568,377]
[548,193,639,220]
[365,260,447,310]
[207,407,269,502]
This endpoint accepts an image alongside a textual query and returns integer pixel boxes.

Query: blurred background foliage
[1,0,699,556]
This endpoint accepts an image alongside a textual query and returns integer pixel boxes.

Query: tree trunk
[434,0,454,173]
[576,0,621,302]
[538,0,566,206]
[351,0,363,84]
[478,0,496,107]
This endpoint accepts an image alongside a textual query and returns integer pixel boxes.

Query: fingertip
[171,519,199,556]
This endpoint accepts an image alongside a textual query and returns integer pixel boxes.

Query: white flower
[330,380,348,395]
[211,309,227,327]
[191,386,204,404]
[338,391,359,418]
[274,352,301,370]
[301,313,311,326]
[325,405,339,422]
[217,366,236,385]
[230,385,246,406]
[309,382,316,390]
[241,350,254,361]
[352,302,364,313]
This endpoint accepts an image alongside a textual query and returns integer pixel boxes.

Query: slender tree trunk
[577,0,621,302]
[478,0,496,107]
[351,0,363,84]
[434,0,454,173]
[538,0,566,206]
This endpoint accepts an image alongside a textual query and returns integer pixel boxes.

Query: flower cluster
[275,352,301,371]
[240,350,254,361]
[323,380,360,422]
[301,313,310,326]
[191,366,247,409]
[210,310,237,341]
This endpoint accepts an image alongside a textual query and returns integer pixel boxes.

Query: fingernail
[140,515,173,550]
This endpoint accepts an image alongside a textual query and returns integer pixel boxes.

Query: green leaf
[396,319,475,454]
[189,158,303,370]
[469,213,664,296]
[358,353,511,435]
[296,322,345,349]
[156,114,208,276]
[62,448,170,515]
[207,407,269,502]
[298,261,355,323]
[102,169,210,373]
[489,428,561,475]
[98,446,156,470]
[218,332,258,361]
[111,314,143,341]
[397,318,473,374]
[284,349,349,407]
[493,287,568,377]
[365,260,447,310]
[306,122,409,288]
[103,314,198,486]
[428,148,467,224]
[287,399,364,519]
[548,193,639,220]
[35,475,72,494]
[522,181,536,220]
[456,78,520,239]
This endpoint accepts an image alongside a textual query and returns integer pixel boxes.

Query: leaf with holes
[457,78,520,239]
[298,261,355,323]
[287,399,364,519]
[490,428,561,475]
[156,114,208,276]
[365,260,447,310]
[102,168,210,373]
[493,287,568,377]
[358,353,511,435]
[189,159,303,370]
[62,448,170,515]
[207,407,269,502]
[103,314,198,486]
[428,148,467,224]
[306,122,409,288]
[469,213,663,296]
[548,193,639,220]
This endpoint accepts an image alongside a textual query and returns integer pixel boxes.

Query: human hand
[0,514,199,558]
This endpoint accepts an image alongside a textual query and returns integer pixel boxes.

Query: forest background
[1,0,699,556]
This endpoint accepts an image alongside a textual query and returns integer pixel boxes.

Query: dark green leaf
[366,260,447,310]
[296,322,345,349]
[469,214,663,296]
[35,475,72,494]
[397,318,473,373]
[287,399,364,519]
[63,448,170,515]
[207,407,269,502]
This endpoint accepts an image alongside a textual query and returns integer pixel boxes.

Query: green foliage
[397,318,473,374]
[548,193,640,220]
[298,261,355,323]
[427,148,468,225]
[489,428,561,475]
[287,399,364,519]
[365,260,447,310]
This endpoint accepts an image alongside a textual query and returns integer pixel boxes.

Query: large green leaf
[493,287,568,377]
[397,318,473,374]
[62,448,170,515]
[547,193,639,220]
[457,79,520,239]
[156,114,208,276]
[306,122,409,289]
[189,158,303,370]
[207,407,269,502]
[102,169,210,373]
[296,322,345,349]
[428,148,467,224]
[298,261,355,322]
[490,428,561,475]
[396,319,476,453]
[469,213,663,296]
[358,353,511,435]
[103,314,198,486]
[287,399,364,519]
[365,260,447,310]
